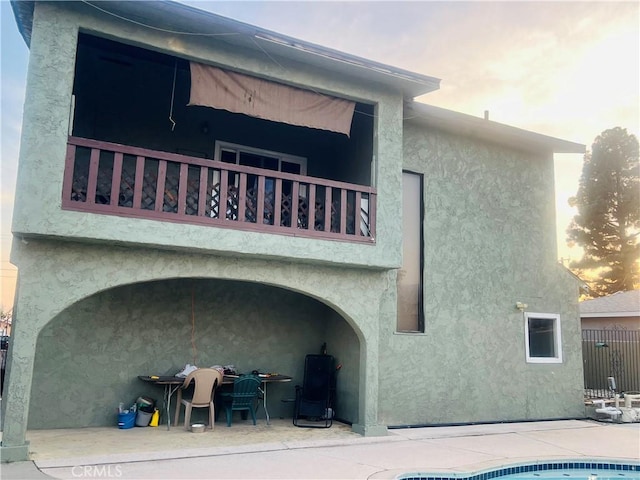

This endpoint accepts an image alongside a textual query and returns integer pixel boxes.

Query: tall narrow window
[397,171,424,332]
[524,312,563,363]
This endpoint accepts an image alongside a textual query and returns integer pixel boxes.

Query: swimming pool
[399,460,640,480]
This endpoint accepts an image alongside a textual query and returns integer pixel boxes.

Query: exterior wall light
[516,302,528,312]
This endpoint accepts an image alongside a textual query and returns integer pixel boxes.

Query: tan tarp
[189,62,355,136]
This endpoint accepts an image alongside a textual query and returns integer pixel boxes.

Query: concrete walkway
[3,420,639,480]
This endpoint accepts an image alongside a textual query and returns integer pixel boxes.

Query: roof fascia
[11,0,441,98]
[581,312,640,318]
[10,0,34,47]
[405,101,585,155]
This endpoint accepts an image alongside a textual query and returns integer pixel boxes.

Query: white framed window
[214,141,307,175]
[524,312,563,364]
[211,142,308,219]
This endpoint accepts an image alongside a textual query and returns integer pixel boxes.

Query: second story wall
[382,121,584,425]
[402,121,561,306]
[12,2,405,270]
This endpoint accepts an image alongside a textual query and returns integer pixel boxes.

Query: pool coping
[383,458,640,480]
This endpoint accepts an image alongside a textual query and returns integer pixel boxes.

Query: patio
[3,419,639,479]
[23,418,358,462]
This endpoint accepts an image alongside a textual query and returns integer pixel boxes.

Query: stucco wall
[30,279,351,428]
[325,309,361,421]
[12,1,403,271]
[375,124,585,425]
[7,238,380,433]
[5,0,584,450]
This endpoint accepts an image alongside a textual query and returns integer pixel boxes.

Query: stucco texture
[7,239,378,432]
[11,1,404,271]
[4,0,584,462]
[5,0,400,447]
[375,124,585,426]
[30,278,358,428]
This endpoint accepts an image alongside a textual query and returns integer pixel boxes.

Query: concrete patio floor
[2,419,639,480]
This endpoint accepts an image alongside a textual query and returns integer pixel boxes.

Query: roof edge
[11,0,441,97]
[581,312,640,318]
[10,0,34,47]
[165,0,441,95]
[405,101,585,155]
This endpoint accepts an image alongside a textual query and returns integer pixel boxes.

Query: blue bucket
[118,411,136,429]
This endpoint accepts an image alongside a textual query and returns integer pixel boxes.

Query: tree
[567,127,640,297]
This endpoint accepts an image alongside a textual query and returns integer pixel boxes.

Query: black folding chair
[293,354,335,428]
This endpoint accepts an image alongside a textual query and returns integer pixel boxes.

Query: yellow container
[149,409,160,427]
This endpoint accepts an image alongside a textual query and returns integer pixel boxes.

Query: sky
[1,1,639,311]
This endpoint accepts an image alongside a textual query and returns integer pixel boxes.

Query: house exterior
[2,0,585,462]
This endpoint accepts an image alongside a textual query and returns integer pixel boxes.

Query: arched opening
[29,278,360,429]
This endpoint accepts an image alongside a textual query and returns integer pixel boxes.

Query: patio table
[138,374,291,430]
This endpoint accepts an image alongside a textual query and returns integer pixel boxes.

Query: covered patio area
[2,239,387,462]
[20,418,358,463]
[27,277,361,430]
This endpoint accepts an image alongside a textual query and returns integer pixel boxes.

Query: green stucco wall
[5,239,379,435]
[11,1,404,271]
[3,0,584,463]
[5,2,397,454]
[376,124,585,425]
[30,279,359,428]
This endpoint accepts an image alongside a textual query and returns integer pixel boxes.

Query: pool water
[508,470,640,480]
[399,461,640,480]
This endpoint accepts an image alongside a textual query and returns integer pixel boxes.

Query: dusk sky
[1,1,638,311]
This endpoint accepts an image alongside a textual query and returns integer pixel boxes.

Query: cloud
[419,2,639,145]
[181,1,638,146]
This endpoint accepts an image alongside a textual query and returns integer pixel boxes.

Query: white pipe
[624,394,640,408]
[592,399,622,418]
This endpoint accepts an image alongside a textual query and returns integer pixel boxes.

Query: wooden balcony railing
[62,137,376,243]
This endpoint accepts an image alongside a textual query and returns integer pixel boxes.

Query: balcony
[62,137,376,243]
